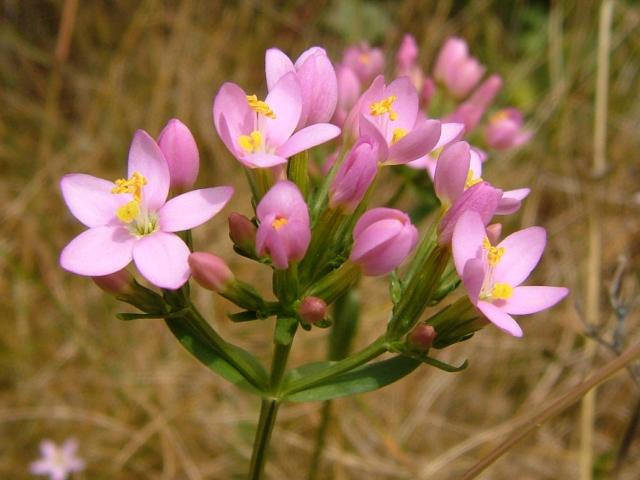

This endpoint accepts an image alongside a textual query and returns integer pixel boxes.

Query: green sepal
[389,271,403,305]
[227,311,260,322]
[283,356,420,403]
[418,355,468,372]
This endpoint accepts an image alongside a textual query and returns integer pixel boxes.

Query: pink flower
[157,118,199,191]
[60,130,233,289]
[452,211,568,336]
[329,135,382,213]
[213,72,340,168]
[265,47,338,129]
[342,43,384,85]
[434,37,485,98]
[256,181,310,269]
[445,74,502,131]
[396,34,419,73]
[332,65,361,127]
[485,108,533,150]
[188,252,235,292]
[351,76,442,165]
[30,438,85,480]
[406,121,465,171]
[350,208,418,276]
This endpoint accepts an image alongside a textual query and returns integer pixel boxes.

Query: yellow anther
[246,94,276,119]
[490,110,510,124]
[359,52,370,64]
[483,237,505,267]
[112,171,147,202]
[370,95,398,121]
[391,128,408,144]
[271,216,288,230]
[116,200,140,224]
[491,283,513,300]
[465,170,482,189]
[238,130,263,153]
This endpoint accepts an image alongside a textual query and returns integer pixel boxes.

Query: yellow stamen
[116,200,140,224]
[465,170,482,189]
[490,110,509,124]
[238,130,263,153]
[112,171,147,202]
[246,94,276,119]
[391,128,408,144]
[370,95,398,121]
[271,217,288,230]
[491,283,513,300]
[483,237,505,267]
[359,52,370,64]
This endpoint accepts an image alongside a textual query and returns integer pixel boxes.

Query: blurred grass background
[2,0,640,478]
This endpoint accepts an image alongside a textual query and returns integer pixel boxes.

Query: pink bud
[298,296,327,325]
[445,75,502,131]
[408,324,437,350]
[396,34,419,72]
[188,252,234,292]
[486,223,502,245]
[157,118,199,191]
[92,269,134,295]
[295,47,338,128]
[256,181,311,270]
[342,43,384,85]
[437,181,502,245]
[329,136,380,212]
[228,212,257,252]
[332,65,361,127]
[434,37,468,84]
[350,208,419,276]
[434,37,485,98]
[421,76,436,109]
[485,108,533,150]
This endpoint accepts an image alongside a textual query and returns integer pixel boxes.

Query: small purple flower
[452,211,568,336]
[485,108,533,150]
[265,47,338,129]
[342,43,384,85]
[256,181,310,269]
[213,73,340,168]
[350,207,419,276]
[434,37,486,98]
[60,130,233,289]
[30,439,85,480]
[157,118,199,191]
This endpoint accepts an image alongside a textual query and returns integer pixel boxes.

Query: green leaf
[165,318,264,395]
[284,356,420,403]
[116,312,163,321]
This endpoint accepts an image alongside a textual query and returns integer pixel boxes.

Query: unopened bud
[188,252,234,292]
[92,270,134,295]
[408,324,437,351]
[298,297,327,325]
[228,212,257,254]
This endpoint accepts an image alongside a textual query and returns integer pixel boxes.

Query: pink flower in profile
[157,118,199,191]
[452,211,568,336]
[265,47,338,129]
[30,438,85,480]
[332,65,361,127]
[350,76,442,165]
[60,130,233,289]
[434,37,485,98]
[485,108,533,150]
[445,74,502,131]
[256,181,310,269]
[350,208,418,276]
[213,72,340,168]
[342,43,384,85]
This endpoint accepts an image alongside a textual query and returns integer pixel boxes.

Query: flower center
[246,94,276,119]
[111,172,158,236]
[359,52,370,64]
[490,282,513,299]
[391,128,407,144]
[370,95,398,121]
[271,216,288,230]
[238,130,263,153]
[112,171,146,202]
[465,170,482,189]
[490,110,510,124]
[483,237,504,267]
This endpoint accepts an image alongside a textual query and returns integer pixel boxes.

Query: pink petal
[241,152,288,168]
[296,50,338,126]
[495,196,521,215]
[350,219,403,262]
[353,207,405,238]
[345,75,385,137]
[60,226,135,276]
[30,460,51,475]
[276,123,341,159]
[476,300,523,337]
[133,232,190,289]
[213,83,255,158]
[387,119,441,165]
[263,72,301,148]
[383,76,419,132]
[359,115,389,160]
[265,48,295,91]
[461,257,485,302]
[451,210,486,276]
[434,141,470,203]
[60,174,127,227]
[500,286,569,315]
[435,122,465,149]
[493,226,546,286]
[503,188,530,201]
[257,180,308,223]
[127,130,170,210]
[158,186,234,232]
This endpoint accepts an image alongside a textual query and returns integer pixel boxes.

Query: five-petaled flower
[30,438,85,480]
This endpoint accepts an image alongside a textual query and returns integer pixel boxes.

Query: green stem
[288,151,310,198]
[270,339,294,392]
[307,401,332,480]
[283,336,388,395]
[248,399,280,480]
